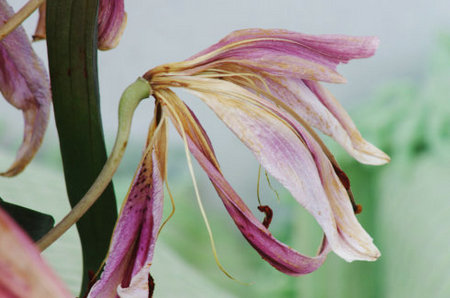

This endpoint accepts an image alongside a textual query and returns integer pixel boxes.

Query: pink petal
[248,75,389,165]
[88,119,167,297]
[0,208,71,297]
[188,28,378,83]
[178,77,380,261]
[98,0,127,50]
[165,97,330,275]
[304,80,390,165]
[0,0,51,176]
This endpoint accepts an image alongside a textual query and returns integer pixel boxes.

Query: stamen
[257,205,273,229]
[256,166,275,229]
[331,164,362,214]
[158,91,241,282]
[0,0,45,41]
[264,170,280,202]
[256,165,262,206]
[157,177,176,237]
[36,78,152,250]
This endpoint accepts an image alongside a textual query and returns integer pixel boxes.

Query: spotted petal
[88,117,167,297]
[0,0,51,177]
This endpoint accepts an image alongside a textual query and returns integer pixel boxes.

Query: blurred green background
[1,1,450,297]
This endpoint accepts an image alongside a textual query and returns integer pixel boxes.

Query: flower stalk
[37,78,152,251]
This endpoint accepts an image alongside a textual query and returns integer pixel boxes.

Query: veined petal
[98,0,127,50]
[0,207,71,297]
[159,90,330,275]
[194,28,379,62]
[88,117,167,298]
[183,28,378,83]
[172,77,379,261]
[0,0,51,177]
[230,72,389,165]
[304,80,390,165]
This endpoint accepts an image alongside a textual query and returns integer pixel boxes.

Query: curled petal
[98,0,127,50]
[175,77,380,261]
[162,92,329,275]
[0,0,51,177]
[0,208,71,297]
[88,117,167,297]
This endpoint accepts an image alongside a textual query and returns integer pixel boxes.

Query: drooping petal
[304,80,390,165]
[88,117,167,298]
[0,0,51,177]
[158,89,330,275]
[0,207,71,297]
[171,77,380,262]
[98,0,127,50]
[183,28,379,83]
[226,70,389,165]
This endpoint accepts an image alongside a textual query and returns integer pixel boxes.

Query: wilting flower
[0,0,51,176]
[0,207,71,297]
[90,28,389,296]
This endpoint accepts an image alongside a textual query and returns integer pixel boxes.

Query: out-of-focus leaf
[0,196,54,241]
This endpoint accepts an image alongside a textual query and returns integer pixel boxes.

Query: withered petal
[0,0,51,177]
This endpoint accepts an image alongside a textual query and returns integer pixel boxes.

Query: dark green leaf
[0,197,54,242]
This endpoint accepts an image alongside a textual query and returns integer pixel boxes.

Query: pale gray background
[1,0,450,295]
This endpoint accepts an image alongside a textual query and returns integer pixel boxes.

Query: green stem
[37,78,151,252]
[45,0,120,294]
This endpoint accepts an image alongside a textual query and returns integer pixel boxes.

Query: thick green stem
[45,0,119,294]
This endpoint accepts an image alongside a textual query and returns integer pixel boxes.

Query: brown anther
[354,204,363,214]
[332,164,350,190]
[257,205,273,229]
[148,273,155,298]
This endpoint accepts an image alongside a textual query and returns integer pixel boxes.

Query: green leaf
[46,0,117,295]
[0,197,54,242]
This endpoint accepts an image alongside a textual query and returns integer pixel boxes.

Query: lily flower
[0,0,51,176]
[0,207,71,297]
[86,28,389,296]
